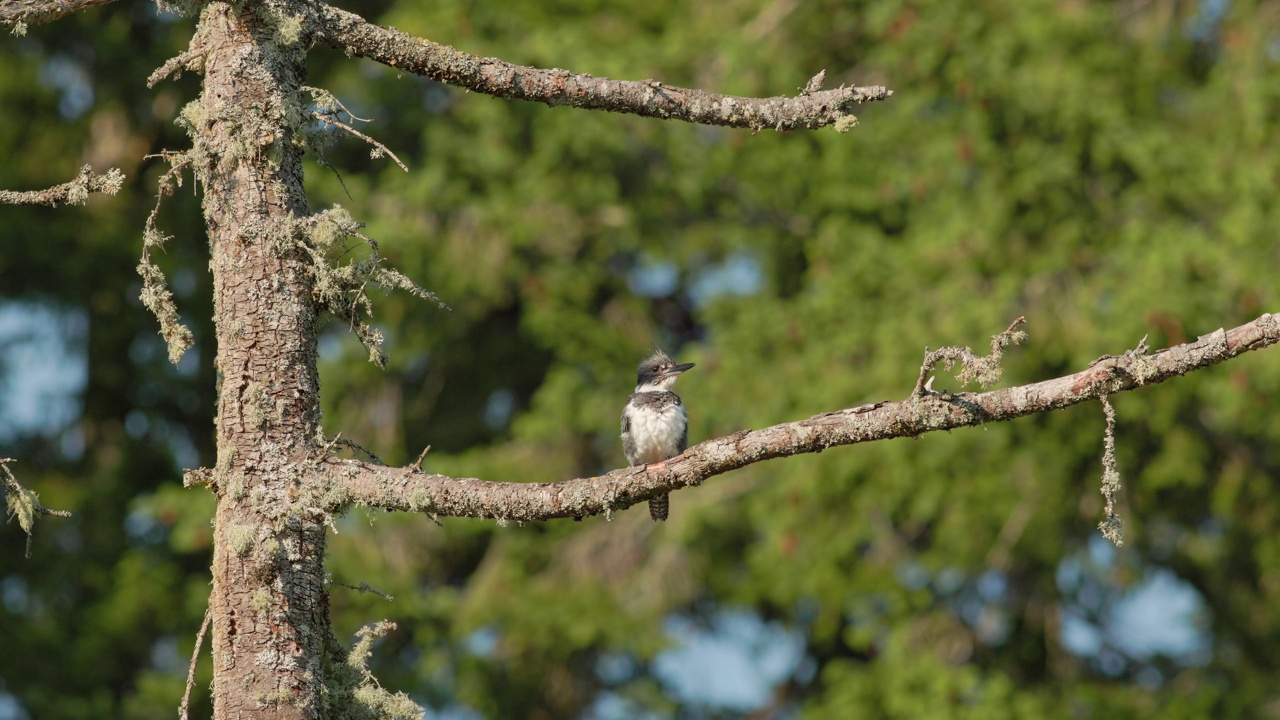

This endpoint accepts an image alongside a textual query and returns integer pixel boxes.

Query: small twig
[332,581,394,601]
[312,112,408,172]
[350,229,380,254]
[336,438,385,465]
[801,69,826,95]
[411,445,432,471]
[314,152,354,201]
[913,317,1027,396]
[1097,395,1125,546]
[147,47,204,88]
[178,606,212,720]
[315,431,385,464]
[302,85,373,122]
[1090,334,1151,368]
[182,467,213,488]
[318,431,346,458]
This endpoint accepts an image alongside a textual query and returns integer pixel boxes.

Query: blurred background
[3,0,1279,717]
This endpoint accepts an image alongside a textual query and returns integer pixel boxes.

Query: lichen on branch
[0,164,124,206]
[305,206,445,366]
[138,155,196,365]
[1097,395,1125,547]
[2,458,72,557]
[315,4,891,132]
[322,621,423,720]
[0,0,119,30]
[913,317,1028,396]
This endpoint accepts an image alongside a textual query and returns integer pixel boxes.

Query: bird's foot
[643,460,671,474]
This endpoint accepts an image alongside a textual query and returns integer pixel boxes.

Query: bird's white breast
[628,402,687,464]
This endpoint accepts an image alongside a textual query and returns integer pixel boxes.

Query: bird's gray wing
[621,403,638,465]
[678,403,688,453]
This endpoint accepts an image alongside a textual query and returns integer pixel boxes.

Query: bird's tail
[649,493,669,522]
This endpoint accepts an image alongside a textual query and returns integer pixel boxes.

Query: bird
[620,349,695,521]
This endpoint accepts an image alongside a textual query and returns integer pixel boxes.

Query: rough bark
[193,5,327,718]
[323,313,1280,523]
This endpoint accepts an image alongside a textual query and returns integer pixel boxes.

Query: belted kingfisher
[621,349,695,521]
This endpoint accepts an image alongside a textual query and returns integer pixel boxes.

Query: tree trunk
[196,5,327,718]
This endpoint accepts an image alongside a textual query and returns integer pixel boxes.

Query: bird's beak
[667,362,695,376]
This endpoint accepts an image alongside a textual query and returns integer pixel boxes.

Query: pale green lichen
[139,155,195,365]
[3,459,70,556]
[153,0,201,17]
[1130,355,1158,385]
[1097,396,1125,547]
[304,206,445,368]
[273,13,304,47]
[956,320,1028,388]
[407,489,432,513]
[244,382,274,429]
[137,251,195,365]
[322,622,423,720]
[250,589,273,612]
[4,482,38,535]
[176,100,204,136]
[227,524,257,556]
[917,318,1028,395]
[320,483,352,510]
[227,475,248,500]
[254,688,295,708]
[260,537,282,557]
[834,115,859,133]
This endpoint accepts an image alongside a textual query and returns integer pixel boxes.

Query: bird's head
[634,349,695,392]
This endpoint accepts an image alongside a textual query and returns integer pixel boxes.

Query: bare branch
[315,4,891,132]
[0,0,118,30]
[311,111,408,172]
[326,313,1280,524]
[331,581,393,601]
[299,86,409,171]
[0,164,124,206]
[178,606,211,720]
